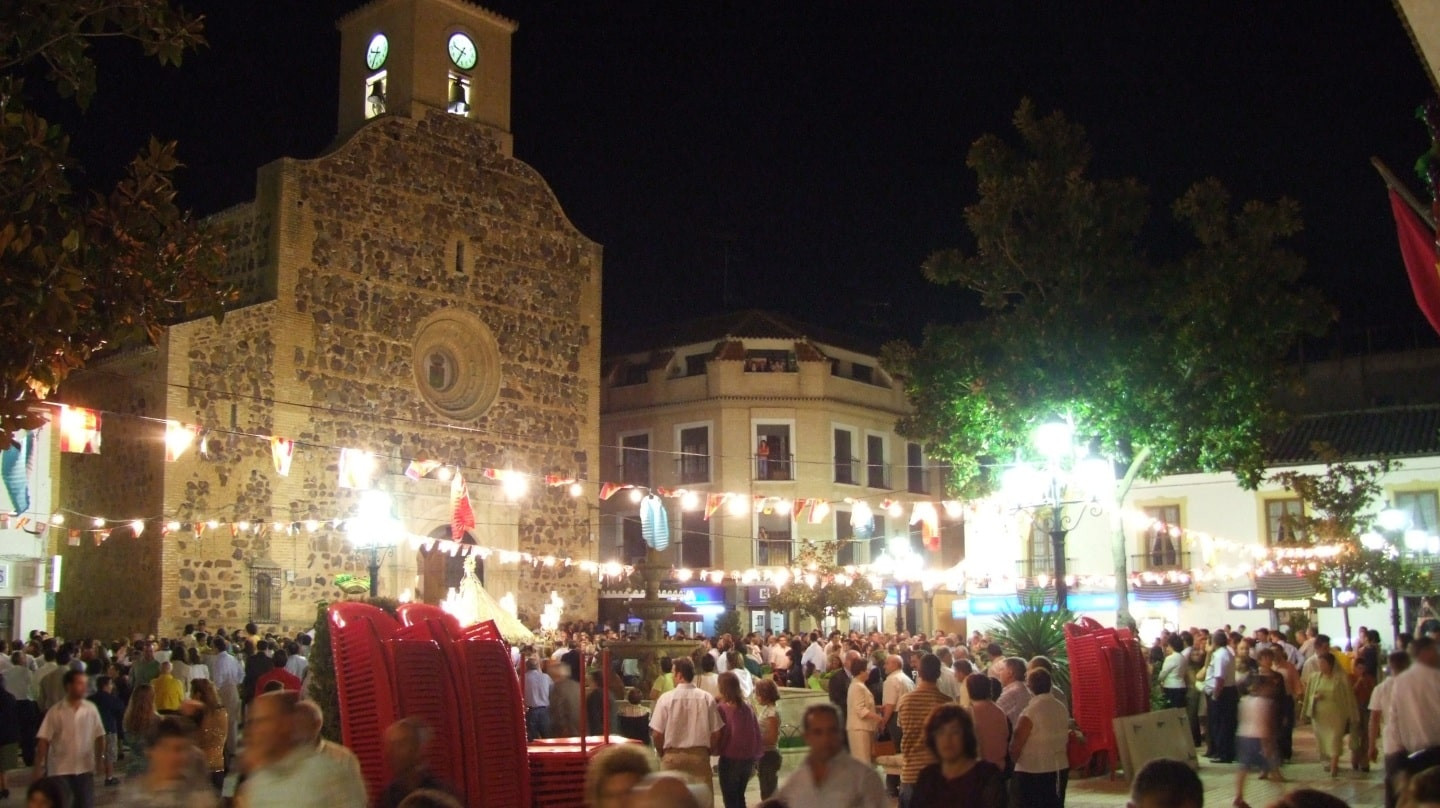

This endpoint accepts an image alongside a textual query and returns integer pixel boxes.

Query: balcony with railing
[758,537,794,566]
[675,454,710,484]
[1014,557,1077,582]
[866,462,890,489]
[834,456,859,486]
[1131,550,1191,574]
[754,453,794,481]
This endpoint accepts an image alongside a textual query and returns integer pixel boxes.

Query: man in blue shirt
[523,657,553,740]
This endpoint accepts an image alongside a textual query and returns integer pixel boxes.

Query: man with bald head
[237,691,366,807]
[878,654,914,796]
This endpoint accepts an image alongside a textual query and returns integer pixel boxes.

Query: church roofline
[336,0,518,32]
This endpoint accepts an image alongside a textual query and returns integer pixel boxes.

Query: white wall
[0,425,57,639]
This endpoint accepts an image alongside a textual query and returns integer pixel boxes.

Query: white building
[960,404,1440,647]
[0,424,63,639]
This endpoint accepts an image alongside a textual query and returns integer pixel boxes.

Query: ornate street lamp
[348,489,401,598]
[1363,507,1440,646]
[1002,419,1113,610]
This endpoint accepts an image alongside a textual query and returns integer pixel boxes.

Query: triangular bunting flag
[404,459,442,480]
[704,493,727,521]
[57,406,102,454]
[164,421,197,462]
[271,437,295,477]
[599,482,623,501]
[337,448,375,490]
[808,499,831,524]
[911,501,940,552]
[67,529,81,547]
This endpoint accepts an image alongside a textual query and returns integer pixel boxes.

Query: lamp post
[1003,420,1112,611]
[348,489,401,598]
[1362,507,1439,647]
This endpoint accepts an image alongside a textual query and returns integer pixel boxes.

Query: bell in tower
[335,0,516,153]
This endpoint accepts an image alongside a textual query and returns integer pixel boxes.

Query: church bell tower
[335,0,516,153]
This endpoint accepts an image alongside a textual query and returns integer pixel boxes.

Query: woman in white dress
[845,656,882,764]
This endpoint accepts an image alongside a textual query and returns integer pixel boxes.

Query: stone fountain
[602,550,699,693]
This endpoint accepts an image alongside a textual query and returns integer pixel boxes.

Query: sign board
[1114,708,1198,781]
[0,564,10,590]
[679,586,724,607]
[746,586,774,607]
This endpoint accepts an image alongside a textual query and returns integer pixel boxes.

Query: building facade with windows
[598,311,954,635]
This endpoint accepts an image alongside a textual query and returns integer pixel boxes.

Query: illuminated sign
[1228,590,1256,610]
[679,586,724,607]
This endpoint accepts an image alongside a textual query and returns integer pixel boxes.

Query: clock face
[366,33,388,70]
[448,32,477,70]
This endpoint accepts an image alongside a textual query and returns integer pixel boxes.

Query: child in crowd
[1234,672,1285,808]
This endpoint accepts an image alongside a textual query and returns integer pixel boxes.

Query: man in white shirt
[802,633,828,674]
[1387,639,1440,794]
[934,647,961,701]
[649,658,723,799]
[994,656,1032,727]
[208,636,245,757]
[34,669,105,808]
[1369,650,1412,808]
[237,691,367,808]
[283,642,309,680]
[775,703,888,808]
[878,654,914,796]
[1205,630,1239,763]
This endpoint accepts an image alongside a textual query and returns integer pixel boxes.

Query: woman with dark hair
[965,673,1009,771]
[1159,633,1190,710]
[910,704,1004,807]
[1009,668,1070,808]
[714,672,762,808]
[753,679,782,800]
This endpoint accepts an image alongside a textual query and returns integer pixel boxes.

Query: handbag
[873,734,897,757]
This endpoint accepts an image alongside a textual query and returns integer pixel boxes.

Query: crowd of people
[6,614,1440,808]
[0,621,461,808]
[571,619,1440,808]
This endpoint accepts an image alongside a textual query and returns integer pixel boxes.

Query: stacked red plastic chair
[387,623,470,804]
[327,603,401,804]
[1064,621,1117,775]
[458,621,530,808]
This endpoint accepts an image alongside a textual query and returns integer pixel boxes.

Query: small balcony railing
[754,453,794,481]
[1131,550,1191,574]
[866,463,890,489]
[835,457,859,485]
[1014,557,1077,582]
[758,539,793,567]
[675,455,710,484]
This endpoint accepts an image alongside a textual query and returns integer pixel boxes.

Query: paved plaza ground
[0,722,1388,806]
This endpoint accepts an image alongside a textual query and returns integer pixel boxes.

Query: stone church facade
[54,0,602,638]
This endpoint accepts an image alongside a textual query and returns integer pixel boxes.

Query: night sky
[56,1,1439,351]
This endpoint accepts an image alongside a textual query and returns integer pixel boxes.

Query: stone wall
[55,350,167,639]
[59,109,602,637]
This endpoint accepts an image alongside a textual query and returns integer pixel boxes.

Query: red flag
[1389,189,1440,336]
[599,482,623,501]
[704,493,726,521]
[451,473,476,541]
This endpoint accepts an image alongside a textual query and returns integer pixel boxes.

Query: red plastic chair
[387,629,470,805]
[396,601,463,636]
[327,603,401,804]
[459,633,531,808]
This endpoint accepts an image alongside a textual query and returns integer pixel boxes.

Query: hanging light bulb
[304,520,320,533]
[502,471,528,500]
[93,517,106,529]
[206,520,219,530]
[236,521,251,532]
[166,521,181,533]
[726,493,750,516]
[129,520,145,536]
[628,487,643,503]
[49,513,64,526]
[886,500,903,518]
[942,500,963,519]
[435,465,453,483]
[774,498,792,515]
[569,481,584,498]
[680,490,700,511]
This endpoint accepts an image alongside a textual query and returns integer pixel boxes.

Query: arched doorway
[417,526,482,604]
